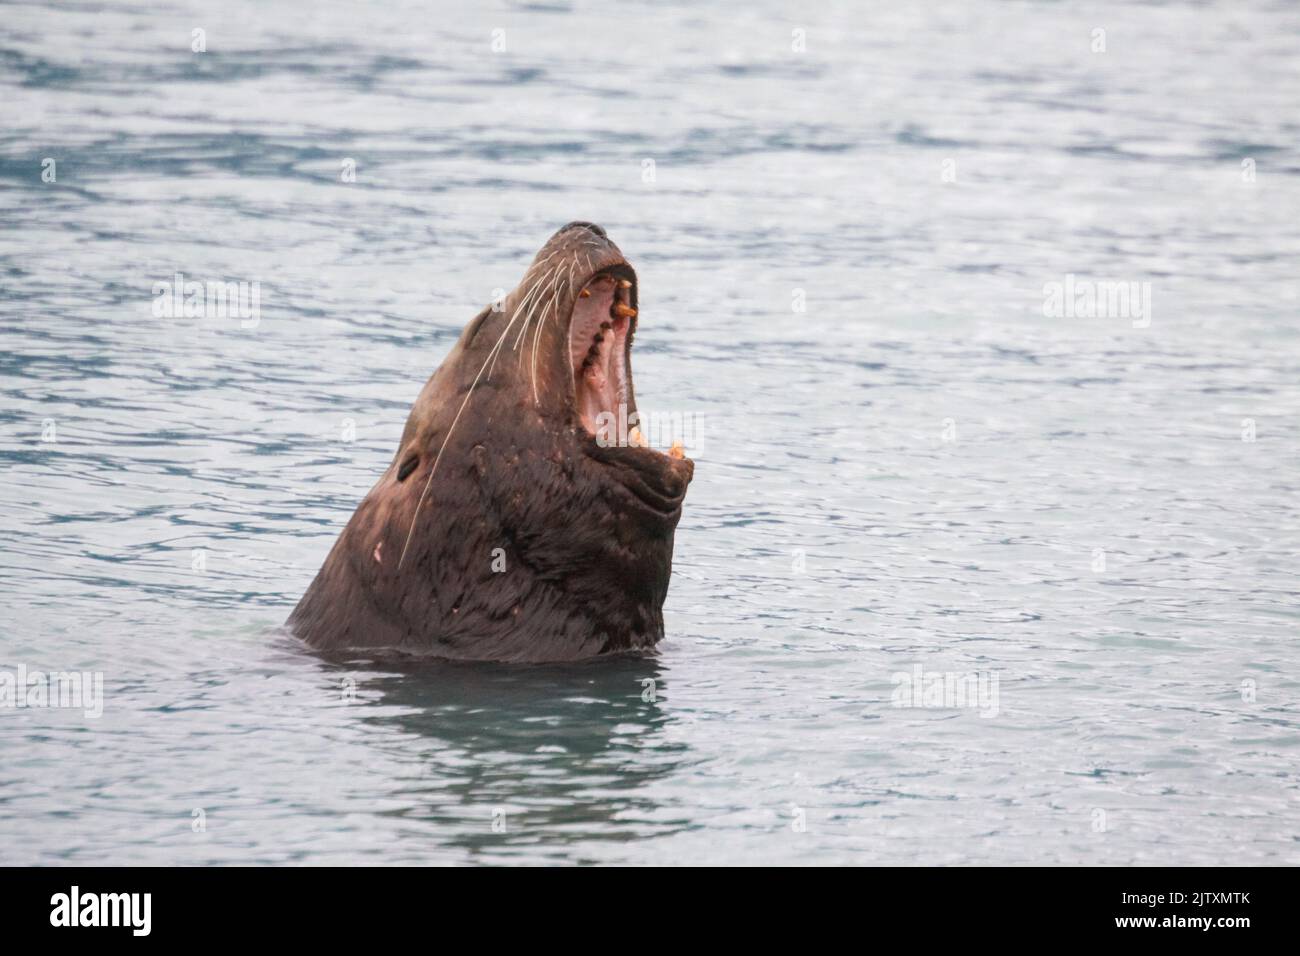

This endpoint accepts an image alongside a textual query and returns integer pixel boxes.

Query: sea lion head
[289,222,694,661]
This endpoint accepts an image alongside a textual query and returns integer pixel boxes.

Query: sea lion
[288,222,694,662]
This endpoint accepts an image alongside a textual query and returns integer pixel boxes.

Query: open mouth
[566,266,691,518]
[567,266,685,463]
[569,266,637,437]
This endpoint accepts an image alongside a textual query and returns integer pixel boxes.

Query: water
[2,0,1298,865]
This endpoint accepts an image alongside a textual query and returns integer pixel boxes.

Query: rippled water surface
[2,0,1299,865]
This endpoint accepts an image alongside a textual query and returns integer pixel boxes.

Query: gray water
[2,0,1298,866]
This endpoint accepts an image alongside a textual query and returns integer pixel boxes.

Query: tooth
[613,303,636,319]
[619,279,631,289]
[579,288,591,298]
[628,425,648,448]
[669,441,684,459]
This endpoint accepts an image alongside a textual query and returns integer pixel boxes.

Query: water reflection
[319,653,691,860]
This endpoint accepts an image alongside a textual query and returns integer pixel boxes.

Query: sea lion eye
[397,455,419,482]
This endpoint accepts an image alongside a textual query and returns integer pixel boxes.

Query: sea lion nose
[561,221,607,238]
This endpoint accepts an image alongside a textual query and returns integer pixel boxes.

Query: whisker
[523,266,563,372]
[509,268,549,350]
[532,262,571,404]
[397,275,540,570]
[395,237,596,568]
[510,264,557,364]
[494,265,552,380]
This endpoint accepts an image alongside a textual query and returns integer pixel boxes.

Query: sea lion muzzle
[287,222,694,662]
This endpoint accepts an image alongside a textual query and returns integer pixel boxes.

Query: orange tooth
[579,288,591,298]
[669,441,685,460]
[619,279,632,289]
[613,303,637,319]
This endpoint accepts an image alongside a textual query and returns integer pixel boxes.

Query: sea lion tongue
[287,221,694,662]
